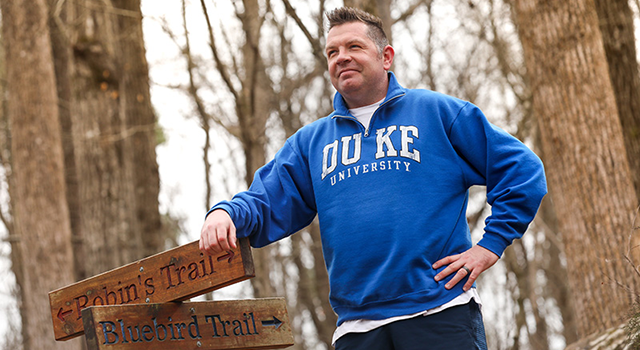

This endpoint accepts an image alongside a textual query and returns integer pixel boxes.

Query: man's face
[325,22,393,108]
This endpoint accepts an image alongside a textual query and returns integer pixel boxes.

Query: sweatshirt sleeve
[207,138,317,248]
[448,102,547,257]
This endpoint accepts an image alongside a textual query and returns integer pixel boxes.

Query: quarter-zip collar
[331,71,406,136]
[331,71,406,118]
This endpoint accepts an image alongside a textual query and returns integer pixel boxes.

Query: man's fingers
[432,253,459,269]
[202,233,220,255]
[463,272,476,292]
[435,263,460,282]
[200,224,214,254]
[433,254,462,282]
[444,267,470,290]
[433,246,500,289]
[200,209,237,256]
[229,225,237,249]
[215,225,235,252]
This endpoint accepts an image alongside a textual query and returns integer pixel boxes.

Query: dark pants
[334,301,487,350]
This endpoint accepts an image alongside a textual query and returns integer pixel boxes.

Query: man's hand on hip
[432,245,499,292]
[200,209,237,255]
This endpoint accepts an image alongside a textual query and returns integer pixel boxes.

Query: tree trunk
[487,1,580,344]
[62,0,163,276]
[0,23,25,347]
[113,0,164,258]
[593,0,640,204]
[70,0,143,275]
[512,0,640,338]
[47,0,85,280]
[1,0,82,348]
[538,197,580,345]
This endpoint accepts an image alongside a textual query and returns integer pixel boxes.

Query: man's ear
[383,45,395,70]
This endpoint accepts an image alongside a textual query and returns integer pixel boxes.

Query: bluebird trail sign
[81,298,294,350]
[49,238,254,341]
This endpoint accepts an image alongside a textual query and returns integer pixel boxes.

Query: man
[200,7,546,350]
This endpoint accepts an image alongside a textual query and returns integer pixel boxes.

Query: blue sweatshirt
[211,72,547,326]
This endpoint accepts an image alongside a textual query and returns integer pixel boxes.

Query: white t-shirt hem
[331,288,482,346]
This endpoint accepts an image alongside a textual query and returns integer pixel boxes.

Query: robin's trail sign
[49,238,254,340]
[81,298,294,350]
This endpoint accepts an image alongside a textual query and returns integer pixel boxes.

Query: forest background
[1,0,640,349]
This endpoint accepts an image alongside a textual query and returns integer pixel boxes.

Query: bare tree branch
[200,0,240,101]
[156,13,241,138]
[76,0,141,18]
[393,0,428,24]
[281,0,327,69]
[625,206,640,280]
[182,0,213,211]
[486,0,528,105]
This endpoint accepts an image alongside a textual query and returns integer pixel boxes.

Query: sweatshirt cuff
[206,202,233,219]
[205,201,254,241]
[476,233,511,258]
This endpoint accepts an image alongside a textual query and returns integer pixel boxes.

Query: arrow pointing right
[217,250,235,263]
[261,316,283,330]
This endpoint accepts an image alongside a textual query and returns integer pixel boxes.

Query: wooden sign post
[49,238,254,340]
[81,298,294,350]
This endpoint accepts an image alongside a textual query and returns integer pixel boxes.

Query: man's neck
[342,79,389,109]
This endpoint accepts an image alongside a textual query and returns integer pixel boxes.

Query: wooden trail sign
[49,238,254,341]
[81,298,294,350]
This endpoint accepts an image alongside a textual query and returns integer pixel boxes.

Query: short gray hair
[326,7,389,54]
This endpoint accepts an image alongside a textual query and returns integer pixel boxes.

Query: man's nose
[335,49,352,64]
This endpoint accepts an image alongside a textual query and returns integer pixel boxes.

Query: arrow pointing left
[57,308,73,322]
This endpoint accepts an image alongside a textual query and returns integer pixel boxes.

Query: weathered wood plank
[49,239,254,341]
[81,298,294,350]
